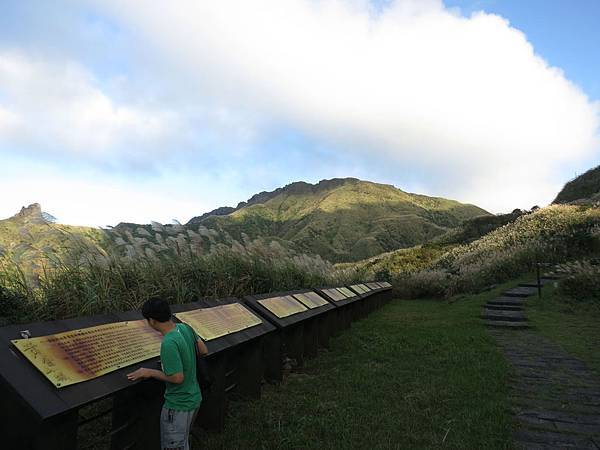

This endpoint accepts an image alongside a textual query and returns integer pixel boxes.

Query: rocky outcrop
[11,203,54,224]
[8,203,57,224]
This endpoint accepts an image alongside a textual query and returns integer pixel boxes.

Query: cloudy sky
[1,0,599,226]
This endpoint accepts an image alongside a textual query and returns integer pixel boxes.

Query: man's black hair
[141,297,171,323]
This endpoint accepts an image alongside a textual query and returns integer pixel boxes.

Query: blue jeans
[160,406,199,450]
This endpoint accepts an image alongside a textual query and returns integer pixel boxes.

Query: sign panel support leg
[237,340,262,399]
[302,318,318,359]
[196,353,228,431]
[263,333,283,382]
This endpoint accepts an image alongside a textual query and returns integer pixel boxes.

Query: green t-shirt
[161,323,202,411]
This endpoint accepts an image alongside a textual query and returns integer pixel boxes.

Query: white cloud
[0,105,21,134]
[1,0,599,216]
[0,49,179,160]
[92,0,599,212]
[0,168,209,227]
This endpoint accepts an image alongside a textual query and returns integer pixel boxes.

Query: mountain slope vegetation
[345,209,530,277]
[0,179,488,276]
[359,204,600,298]
[0,205,342,324]
[0,204,105,283]
[188,178,489,262]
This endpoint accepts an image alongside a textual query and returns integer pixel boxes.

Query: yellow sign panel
[350,284,367,294]
[337,287,356,298]
[292,292,329,309]
[11,320,162,389]
[323,288,346,302]
[258,295,307,318]
[220,303,263,333]
[175,303,262,341]
[358,284,371,292]
[176,308,228,341]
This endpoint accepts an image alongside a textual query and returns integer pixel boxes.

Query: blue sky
[0,0,598,226]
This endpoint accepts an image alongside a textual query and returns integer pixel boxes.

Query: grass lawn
[527,283,600,376]
[193,283,516,449]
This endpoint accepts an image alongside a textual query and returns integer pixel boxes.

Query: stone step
[483,320,530,329]
[484,304,523,311]
[488,296,526,306]
[513,408,600,426]
[503,286,538,297]
[513,429,599,449]
[482,309,528,322]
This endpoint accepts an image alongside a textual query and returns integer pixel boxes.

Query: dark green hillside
[433,209,528,245]
[554,165,600,204]
[189,178,489,262]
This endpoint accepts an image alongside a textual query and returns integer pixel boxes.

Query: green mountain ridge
[188,178,489,262]
[0,179,489,279]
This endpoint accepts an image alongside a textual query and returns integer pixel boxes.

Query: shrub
[392,269,450,299]
[556,260,600,306]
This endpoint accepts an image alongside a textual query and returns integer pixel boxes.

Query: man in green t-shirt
[127,298,208,450]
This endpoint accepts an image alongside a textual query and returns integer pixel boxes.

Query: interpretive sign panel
[292,292,329,309]
[258,296,308,318]
[350,284,369,294]
[175,303,263,341]
[321,288,346,302]
[366,282,381,290]
[11,320,162,388]
[337,287,357,298]
[379,281,392,288]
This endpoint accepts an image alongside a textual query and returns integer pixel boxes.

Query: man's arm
[128,338,184,383]
[127,367,184,384]
[197,339,208,356]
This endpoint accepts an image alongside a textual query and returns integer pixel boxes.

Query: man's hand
[127,367,151,381]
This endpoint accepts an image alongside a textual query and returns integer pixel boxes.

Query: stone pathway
[483,280,600,449]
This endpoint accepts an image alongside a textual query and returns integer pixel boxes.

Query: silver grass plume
[151,221,164,232]
[135,227,151,237]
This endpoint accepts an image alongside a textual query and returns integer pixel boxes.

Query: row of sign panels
[9,282,391,389]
